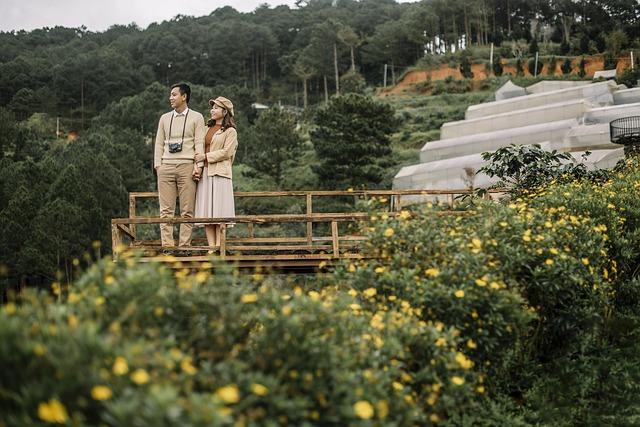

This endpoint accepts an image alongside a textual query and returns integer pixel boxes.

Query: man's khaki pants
[157,163,196,247]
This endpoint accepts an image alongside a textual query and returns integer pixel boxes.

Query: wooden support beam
[111,223,123,259]
[306,193,313,246]
[331,221,339,258]
[117,224,135,240]
[128,193,137,240]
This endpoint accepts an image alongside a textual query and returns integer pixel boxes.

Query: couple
[153,83,237,251]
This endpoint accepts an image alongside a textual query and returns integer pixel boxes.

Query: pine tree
[311,94,399,189]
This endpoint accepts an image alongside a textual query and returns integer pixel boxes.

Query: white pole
[631,51,635,70]
[383,64,388,88]
[490,42,494,71]
[534,51,539,77]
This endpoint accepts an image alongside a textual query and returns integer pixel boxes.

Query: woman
[194,96,238,251]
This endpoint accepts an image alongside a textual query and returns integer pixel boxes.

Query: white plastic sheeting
[421,119,577,162]
[394,79,640,192]
[466,81,615,120]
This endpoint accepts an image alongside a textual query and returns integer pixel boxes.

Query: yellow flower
[374,266,385,274]
[307,290,320,301]
[112,357,129,376]
[104,276,116,286]
[130,369,150,385]
[425,268,440,278]
[51,282,61,296]
[455,352,473,370]
[154,307,164,317]
[348,263,356,272]
[281,305,292,316]
[370,313,385,330]
[195,271,208,283]
[251,383,269,396]
[430,414,441,423]
[363,287,377,297]
[451,376,465,386]
[38,399,68,424]
[582,258,590,266]
[475,278,487,287]
[545,259,554,265]
[67,314,79,329]
[34,343,47,357]
[376,400,389,419]
[353,400,374,419]
[499,221,508,227]
[4,302,16,315]
[467,339,477,349]
[181,358,197,375]
[241,293,258,303]
[399,210,411,220]
[91,385,113,401]
[454,290,465,298]
[216,384,240,404]
[470,238,482,253]
[383,228,395,237]
[435,337,446,347]
[550,248,559,255]
[476,385,486,394]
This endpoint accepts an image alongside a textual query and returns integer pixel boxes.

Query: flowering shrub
[1,256,481,425]
[4,160,640,425]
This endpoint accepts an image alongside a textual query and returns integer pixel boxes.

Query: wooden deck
[112,189,497,270]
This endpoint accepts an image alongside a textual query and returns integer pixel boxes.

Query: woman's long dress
[195,124,235,225]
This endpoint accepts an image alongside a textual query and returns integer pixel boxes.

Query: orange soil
[383,55,634,95]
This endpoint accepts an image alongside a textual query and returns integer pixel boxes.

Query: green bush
[616,67,640,88]
[1,256,482,425]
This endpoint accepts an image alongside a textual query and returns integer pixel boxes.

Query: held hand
[192,166,202,182]
[194,153,206,162]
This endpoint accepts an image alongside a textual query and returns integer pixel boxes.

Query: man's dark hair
[171,83,191,104]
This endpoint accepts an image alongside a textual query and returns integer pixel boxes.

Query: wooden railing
[112,189,499,268]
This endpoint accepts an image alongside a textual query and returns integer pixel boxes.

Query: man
[154,83,205,247]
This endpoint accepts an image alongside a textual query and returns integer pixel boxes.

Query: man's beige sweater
[154,108,206,168]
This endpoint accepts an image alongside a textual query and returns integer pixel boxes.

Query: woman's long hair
[207,109,236,131]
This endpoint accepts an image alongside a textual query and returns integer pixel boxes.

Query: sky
[1,0,415,33]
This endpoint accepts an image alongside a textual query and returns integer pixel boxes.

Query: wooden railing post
[220,225,227,258]
[331,221,339,258]
[394,194,402,211]
[128,193,137,241]
[306,193,313,246]
[111,222,124,260]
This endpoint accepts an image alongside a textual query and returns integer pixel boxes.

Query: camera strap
[168,110,190,145]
